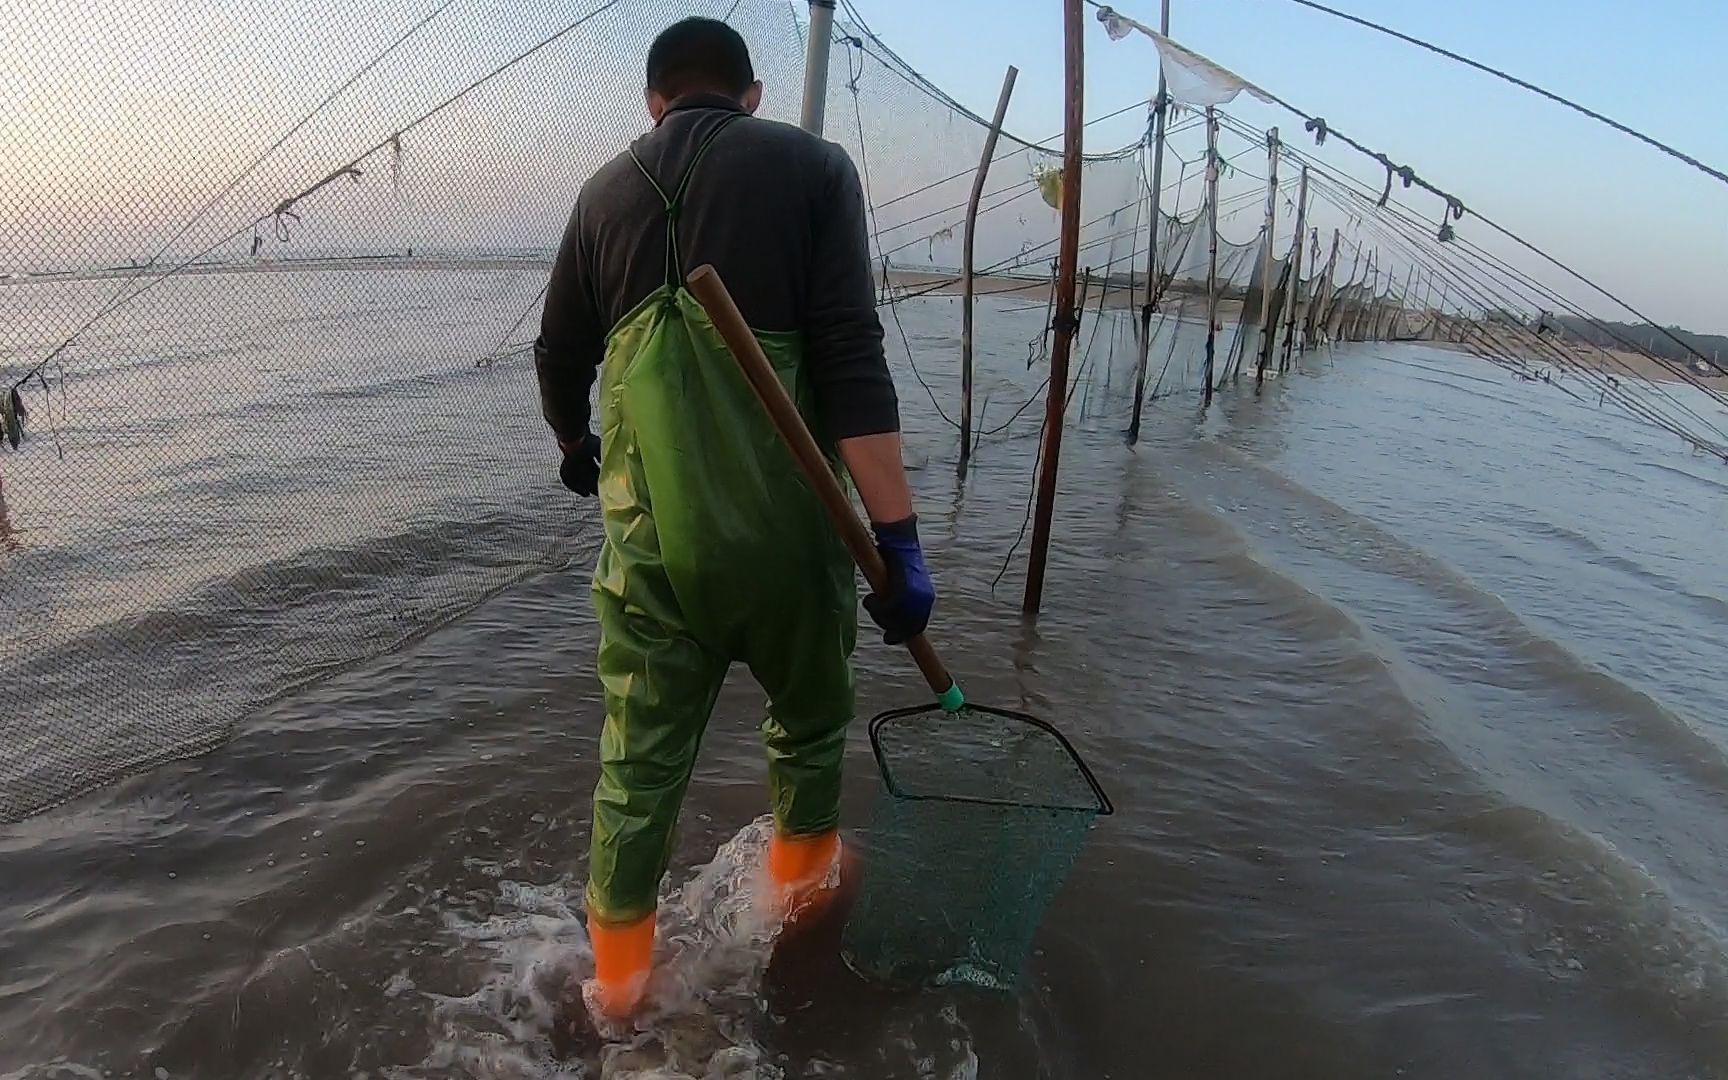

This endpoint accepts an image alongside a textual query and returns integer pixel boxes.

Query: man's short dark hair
[646,17,755,99]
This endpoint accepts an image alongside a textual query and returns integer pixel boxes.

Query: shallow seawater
[4,277,1728,1078]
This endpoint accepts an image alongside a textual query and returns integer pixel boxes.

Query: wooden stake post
[1354,256,1378,341]
[1278,168,1309,371]
[960,65,1019,470]
[1125,0,1172,446]
[1396,265,1416,338]
[1366,261,1384,340]
[1313,227,1340,346]
[1201,107,1220,408]
[1335,241,1362,342]
[1021,0,1085,617]
[1254,129,1279,385]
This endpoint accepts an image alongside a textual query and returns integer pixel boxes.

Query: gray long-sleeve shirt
[535,94,898,444]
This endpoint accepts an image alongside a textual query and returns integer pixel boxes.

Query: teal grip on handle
[936,682,966,713]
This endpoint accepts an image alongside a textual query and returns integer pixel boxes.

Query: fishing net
[841,703,1111,990]
[1127,204,1262,399]
[1224,247,1284,382]
[1299,234,1345,346]
[0,0,1150,821]
[13,0,1699,826]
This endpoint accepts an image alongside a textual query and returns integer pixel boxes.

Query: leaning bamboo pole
[959,65,1018,471]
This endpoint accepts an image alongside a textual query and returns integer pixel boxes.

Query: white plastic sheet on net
[1095,6,1273,108]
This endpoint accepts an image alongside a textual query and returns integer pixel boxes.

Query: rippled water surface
[3,274,1728,1078]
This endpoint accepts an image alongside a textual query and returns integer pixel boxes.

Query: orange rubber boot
[586,907,655,1018]
[768,830,841,919]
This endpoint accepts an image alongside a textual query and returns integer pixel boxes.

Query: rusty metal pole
[960,65,1019,470]
[1021,0,1085,618]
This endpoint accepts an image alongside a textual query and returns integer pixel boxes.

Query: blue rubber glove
[862,516,936,646]
[558,432,602,497]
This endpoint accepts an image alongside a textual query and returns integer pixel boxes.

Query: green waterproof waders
[586,117,858,925]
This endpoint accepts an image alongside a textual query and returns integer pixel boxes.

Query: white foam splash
[409,815,878,1079]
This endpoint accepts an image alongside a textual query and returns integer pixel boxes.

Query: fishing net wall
[0,0,732,819]
[1299,236,1349,346]
[1223,249,1284,382]
[0,0,1131,820]
[10,0,1714,824]
[853,16,1728,462]
[818,7,1147,292]
[826,24,1157,455]
[855,111,1145,283]
[1120,199,1264,401]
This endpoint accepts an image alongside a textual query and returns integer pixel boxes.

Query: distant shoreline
[7,258,1715,389]
[1435,325,1713,386]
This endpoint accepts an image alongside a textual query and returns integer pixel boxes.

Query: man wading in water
[535,17,936,1017]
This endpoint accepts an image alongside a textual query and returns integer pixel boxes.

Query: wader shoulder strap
[626,112,745,289]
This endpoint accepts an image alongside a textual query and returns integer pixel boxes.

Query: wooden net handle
[685,264,957,702]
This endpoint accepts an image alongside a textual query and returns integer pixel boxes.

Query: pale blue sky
[846,0,1728,333]
[3,0,1718,333]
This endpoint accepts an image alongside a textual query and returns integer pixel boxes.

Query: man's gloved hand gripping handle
[862,515,934,645]
[838,431,935,645]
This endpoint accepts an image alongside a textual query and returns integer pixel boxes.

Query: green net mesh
[841,703,1109,990]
